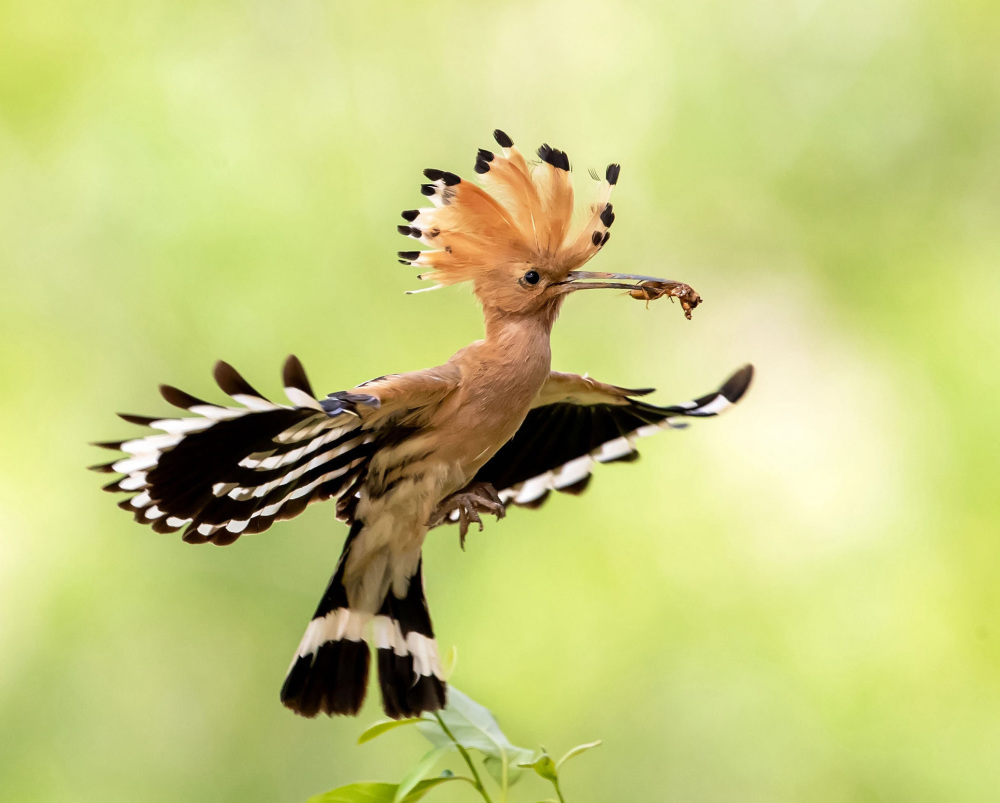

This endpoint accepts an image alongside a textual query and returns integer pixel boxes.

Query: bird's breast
[434,360,550,482]
[362,333,552,514]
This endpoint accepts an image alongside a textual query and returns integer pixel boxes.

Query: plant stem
[499,753,508,803]
[553,778,566,803]
[433,712,493,803]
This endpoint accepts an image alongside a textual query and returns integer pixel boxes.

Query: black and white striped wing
[92,356,377,545]
[467,364,753,512]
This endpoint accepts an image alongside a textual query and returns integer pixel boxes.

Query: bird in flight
[92,130,753,720]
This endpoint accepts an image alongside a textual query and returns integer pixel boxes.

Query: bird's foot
[432,482,506,550]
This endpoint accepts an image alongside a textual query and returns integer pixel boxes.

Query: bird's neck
[481,302,558,363]
[468,305,557,421]
[433,301,560,481]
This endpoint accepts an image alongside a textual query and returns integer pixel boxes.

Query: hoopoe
[92,130,753,720]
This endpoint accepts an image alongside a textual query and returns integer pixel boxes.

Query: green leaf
[518,752,558,782]
[309,777,468,803]
[417,687,534,778]
[483,754,528,787]
[393,745,453,803]
[440,645,458,680]
[358,718,424,745]
[556,740,602,770]
[400,777,473,802]
[307,782,397,803]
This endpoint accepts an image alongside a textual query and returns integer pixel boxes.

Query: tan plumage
[93,129,752,720]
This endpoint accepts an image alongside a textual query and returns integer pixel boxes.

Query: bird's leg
[430,482,506,550]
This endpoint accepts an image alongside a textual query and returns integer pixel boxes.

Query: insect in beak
[556,272,703,319]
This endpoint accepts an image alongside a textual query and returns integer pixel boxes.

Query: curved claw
[457,507,485,550]
[430,482,507,550]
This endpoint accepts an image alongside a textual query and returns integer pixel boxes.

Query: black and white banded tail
[280,521,446,718]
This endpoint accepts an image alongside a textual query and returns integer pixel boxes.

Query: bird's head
[398,130,686,322]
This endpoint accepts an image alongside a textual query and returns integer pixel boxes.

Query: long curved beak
[555,271,680,293]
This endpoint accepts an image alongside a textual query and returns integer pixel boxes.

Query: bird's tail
[280,522,446,718]
[373,557,447,719]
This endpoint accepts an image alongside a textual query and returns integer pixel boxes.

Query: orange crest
[398,130,619,301]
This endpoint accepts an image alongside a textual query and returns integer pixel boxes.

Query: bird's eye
[523,270,540,286]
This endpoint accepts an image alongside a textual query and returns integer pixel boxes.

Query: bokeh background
[2,0,998,800]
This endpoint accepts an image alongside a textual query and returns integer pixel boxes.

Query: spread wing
[92,357,461,546]
[91,356,383,544]
[465,364,754,513]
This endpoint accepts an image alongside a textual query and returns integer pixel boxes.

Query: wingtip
[213,360,264,400]
[212,359,234,387]
[282,354,317,399]
[117,412,158,426]
[91,440,124,451]
[160,383,207,410]
[720,364,754,404]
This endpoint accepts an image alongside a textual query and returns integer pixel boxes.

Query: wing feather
[464,365,753,515]
[95,355,377,544]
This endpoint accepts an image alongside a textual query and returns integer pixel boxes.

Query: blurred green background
[2,0,998,800]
